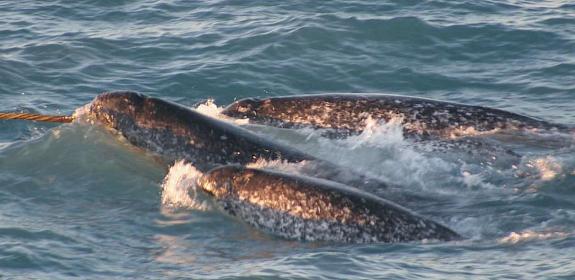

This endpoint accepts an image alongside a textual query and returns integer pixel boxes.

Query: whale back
[222,93,566,138]
[198,165,461,243]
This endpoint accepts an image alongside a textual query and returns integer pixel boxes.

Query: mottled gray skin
[86,91,386,188]
[198,165,461,243]
[222,93,568,138]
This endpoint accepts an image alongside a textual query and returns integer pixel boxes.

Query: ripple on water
[2,0,575,278]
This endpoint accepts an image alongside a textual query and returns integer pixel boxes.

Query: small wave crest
[161,160,209,211]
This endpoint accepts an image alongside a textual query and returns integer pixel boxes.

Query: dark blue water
[1,1,575,278]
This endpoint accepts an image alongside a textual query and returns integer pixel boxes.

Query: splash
[514,155,566,187]
[530,156,563,181]
[328,116,458,192]
[460,169,496,190]
[161,160,209,210]
[194,99,249,125]
[461,171,486,188]
[194,99,222,118]
[345,116,405,149]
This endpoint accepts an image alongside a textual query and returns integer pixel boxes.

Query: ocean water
[1,0,575,279]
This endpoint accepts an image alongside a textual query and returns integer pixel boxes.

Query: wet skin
[198,165,461,243]
[222,93,568,139]
[86,91,387,188]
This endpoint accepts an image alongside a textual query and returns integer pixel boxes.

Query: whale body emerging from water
[84,91,386,188]
[222,93,568,138]
[198,165,461,243]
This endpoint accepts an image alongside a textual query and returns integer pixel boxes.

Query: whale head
[86,91,148,127]
[197,165,247,199]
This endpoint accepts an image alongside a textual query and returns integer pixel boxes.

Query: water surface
[1,0,575,279]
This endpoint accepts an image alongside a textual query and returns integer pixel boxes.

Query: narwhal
[222,93,568,139]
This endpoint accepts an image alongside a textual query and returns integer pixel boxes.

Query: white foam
[246,159,309,174]
[499,230,569,244]
[447,126,500,139]
[161,160,209,211]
